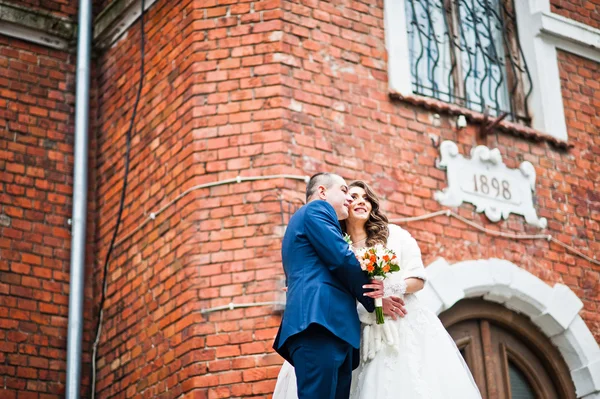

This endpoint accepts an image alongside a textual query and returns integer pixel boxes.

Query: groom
[273,173,396,399]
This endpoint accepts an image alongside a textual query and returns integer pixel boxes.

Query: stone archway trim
[416,258,600,398]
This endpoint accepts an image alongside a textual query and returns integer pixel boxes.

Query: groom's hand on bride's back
[382,296,407,320]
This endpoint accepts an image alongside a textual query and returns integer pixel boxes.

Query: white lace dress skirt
[273,359,298,399]
[349,294,481,399]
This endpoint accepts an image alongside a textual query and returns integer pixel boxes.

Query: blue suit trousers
[286,324,354,399]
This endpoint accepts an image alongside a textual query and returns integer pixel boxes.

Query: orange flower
[367,264,375,272]
[383,255,390,262]
[382,265,390,273]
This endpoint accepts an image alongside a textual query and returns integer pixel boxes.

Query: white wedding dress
[273,224,481,399]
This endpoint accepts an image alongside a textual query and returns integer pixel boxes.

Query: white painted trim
[524,0,551,14]
[537,12,600,64]
[418,258,600,398]
[0,0,161,50]
[514,1,569,141]
[384,0,600,142]
[384,0,412,96]
[0,21,69,49]
[94,0,158,49]
[0,2,73,50]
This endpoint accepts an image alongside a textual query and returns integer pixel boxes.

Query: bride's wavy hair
[340,180,389,246]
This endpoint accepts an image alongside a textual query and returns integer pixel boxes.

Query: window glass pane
[456,0,510,115]
[508,361,535,399]
[404,0,528,121]
[405,0,455,103]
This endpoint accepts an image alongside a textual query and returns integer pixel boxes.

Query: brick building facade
[0,0,599,398]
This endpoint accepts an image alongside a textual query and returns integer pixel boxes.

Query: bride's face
[348,186,372,222]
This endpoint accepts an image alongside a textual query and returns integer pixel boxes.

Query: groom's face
[322,175,353,220]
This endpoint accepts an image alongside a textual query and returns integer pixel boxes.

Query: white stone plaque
[434,141,547,228]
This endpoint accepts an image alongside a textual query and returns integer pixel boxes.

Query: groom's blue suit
[273,200,375,399]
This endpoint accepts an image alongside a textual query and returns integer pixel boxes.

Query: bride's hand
[382,296,407,320]
[362,279,384,298]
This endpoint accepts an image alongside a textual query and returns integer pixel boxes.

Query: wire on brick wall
[90,0,146,397]
[113,174,310,248]
[187,177,599,315]
[391,210,600,266]
[200,301,286,315]
[117,174,596,268]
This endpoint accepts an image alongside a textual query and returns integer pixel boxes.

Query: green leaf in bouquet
[343,233,353,246]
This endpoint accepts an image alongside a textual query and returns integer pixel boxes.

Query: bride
[273,180,481,399]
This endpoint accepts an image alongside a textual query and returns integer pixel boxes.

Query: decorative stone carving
[434,140,547,228]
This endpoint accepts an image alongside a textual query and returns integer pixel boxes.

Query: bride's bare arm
[404,277,424,294]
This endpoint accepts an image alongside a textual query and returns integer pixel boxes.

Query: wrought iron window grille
[405,0,533,124]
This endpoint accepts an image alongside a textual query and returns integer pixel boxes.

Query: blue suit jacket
[273,200,375,365]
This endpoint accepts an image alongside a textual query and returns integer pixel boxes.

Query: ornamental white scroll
[434,141,547,228]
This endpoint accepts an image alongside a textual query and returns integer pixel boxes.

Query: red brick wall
[3,0,599,398]
[551,0,600,29]
[93,0,293,397]
[271,0,600,340]
[92,1,600,398]
[0,36,97,397]
[555,50,600,328]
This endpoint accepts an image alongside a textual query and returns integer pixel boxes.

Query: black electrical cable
[90,0,146,396]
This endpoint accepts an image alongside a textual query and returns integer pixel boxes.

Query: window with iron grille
[405,0,533,124]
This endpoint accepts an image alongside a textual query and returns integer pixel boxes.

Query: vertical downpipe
[65,0,92,397]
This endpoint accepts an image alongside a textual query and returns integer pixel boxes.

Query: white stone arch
[416,258,600,398]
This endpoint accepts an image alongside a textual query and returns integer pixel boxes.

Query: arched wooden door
[440,299,576,399]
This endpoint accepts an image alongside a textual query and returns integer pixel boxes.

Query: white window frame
[385,0,600,142]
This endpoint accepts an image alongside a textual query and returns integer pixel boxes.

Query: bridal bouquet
[354,244,400,324]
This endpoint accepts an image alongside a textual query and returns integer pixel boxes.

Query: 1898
[472,174,511,200]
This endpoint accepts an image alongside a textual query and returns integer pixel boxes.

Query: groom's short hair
[306,172,337,202]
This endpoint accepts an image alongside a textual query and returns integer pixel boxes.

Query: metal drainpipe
[65,0,92,397]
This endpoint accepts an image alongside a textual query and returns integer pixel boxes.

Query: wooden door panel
[441,299,576,399]
[492,324,559,399]
[447,320,488,395]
